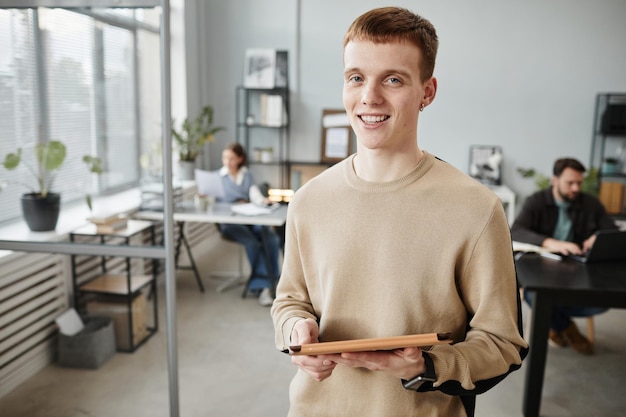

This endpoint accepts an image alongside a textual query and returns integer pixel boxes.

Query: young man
[271,7,527,416]
[511,158,617,354]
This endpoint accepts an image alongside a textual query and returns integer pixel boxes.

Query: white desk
[487,185,516,225]
[135,202,288,227]
[135,202,288,293]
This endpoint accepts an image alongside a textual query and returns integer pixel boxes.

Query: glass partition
[0,1,180,416]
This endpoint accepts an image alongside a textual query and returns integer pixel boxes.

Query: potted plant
[171,105,225,180]
[2,140,102,231]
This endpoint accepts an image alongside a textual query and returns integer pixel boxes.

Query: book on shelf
[95,218,129,234]
[260,94,286,127]
[87,212,128,225]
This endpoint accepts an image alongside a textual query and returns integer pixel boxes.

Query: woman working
[216,143,281,306]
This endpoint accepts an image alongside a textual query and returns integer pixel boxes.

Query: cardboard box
[86,293,148,351]
[57,316,116,369]
[599,182,625,214]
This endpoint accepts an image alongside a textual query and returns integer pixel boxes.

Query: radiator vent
[0,252,67,398]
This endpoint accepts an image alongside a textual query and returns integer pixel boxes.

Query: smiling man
[271,7,527,417]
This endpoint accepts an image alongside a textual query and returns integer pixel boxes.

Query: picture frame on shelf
[320,109,353,163]
[469,145,503,185]
[243,49,288,89]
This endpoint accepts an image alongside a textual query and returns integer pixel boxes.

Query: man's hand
[290,318,338,382]
[542,237,582,256]
[331,347,425,380]
[582,234,597,253]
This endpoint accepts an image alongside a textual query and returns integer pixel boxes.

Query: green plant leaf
[36,141,66,171]
[83,155,103,174]
[171,105,225,161]
[2,149,22,170]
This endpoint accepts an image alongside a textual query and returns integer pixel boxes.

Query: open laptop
[567,229,626,263]
[194,169,225,200]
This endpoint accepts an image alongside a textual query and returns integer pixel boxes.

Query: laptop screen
[569,230,626,263]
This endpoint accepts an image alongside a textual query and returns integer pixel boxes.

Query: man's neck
[353,147,424,183]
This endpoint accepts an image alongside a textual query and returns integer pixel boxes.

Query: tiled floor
[1,244,625,417]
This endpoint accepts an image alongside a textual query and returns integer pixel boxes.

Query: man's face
[342,40,435,152]
[552,167,584,202]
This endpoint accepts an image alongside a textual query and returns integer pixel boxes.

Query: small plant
[2,140,102,199]
[517,167,550,191]
[171,105,225,162]
[82,155,103,211]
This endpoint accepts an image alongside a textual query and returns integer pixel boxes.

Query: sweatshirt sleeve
[425,203,528,395]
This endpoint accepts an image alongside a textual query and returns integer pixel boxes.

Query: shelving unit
[236,85,290,187]
[69,219,158,352]
[590,93,626,218]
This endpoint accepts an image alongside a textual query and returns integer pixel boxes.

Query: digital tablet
[290,332,452,355]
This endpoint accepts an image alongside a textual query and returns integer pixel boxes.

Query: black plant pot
[21,192,61,232]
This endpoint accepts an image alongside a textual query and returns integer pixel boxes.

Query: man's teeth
[360,115,387,123]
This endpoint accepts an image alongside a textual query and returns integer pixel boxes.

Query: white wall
[187,0,626,204]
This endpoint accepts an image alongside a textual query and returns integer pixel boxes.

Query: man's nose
[361,83,383,106]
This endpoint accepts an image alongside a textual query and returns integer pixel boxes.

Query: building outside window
[0,7,162,225]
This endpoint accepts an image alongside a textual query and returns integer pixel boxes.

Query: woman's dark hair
[225,142,247,168]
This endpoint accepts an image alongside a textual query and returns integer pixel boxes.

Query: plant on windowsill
[171,105,225,180]
[2,140,102,232]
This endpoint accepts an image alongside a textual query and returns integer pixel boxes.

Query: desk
[135,202,288,292]
[515,254,626,417]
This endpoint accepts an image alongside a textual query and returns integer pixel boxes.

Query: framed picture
[243,49,288,89]
[320,109,352,163]
[469,145,503,185]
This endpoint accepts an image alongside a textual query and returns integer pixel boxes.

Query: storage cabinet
[590,93,626,218]
[69,220,158,352]
[236,84,290,188]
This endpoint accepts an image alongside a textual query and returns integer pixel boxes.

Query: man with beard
[511,157,618,354]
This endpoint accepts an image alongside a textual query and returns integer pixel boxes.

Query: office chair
[210,225,264,296]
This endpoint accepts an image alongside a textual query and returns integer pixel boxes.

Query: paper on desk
[55,308,84,336]
[512,241,562,260]
[512,241,544,253]
[230,202,278,216]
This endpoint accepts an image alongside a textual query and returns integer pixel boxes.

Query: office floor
[1,245,625,417]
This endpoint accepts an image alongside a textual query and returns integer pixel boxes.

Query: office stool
[211,237,248,293]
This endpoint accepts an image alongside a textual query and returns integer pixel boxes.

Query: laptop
[567,230,626,263]
[194,169,225,200]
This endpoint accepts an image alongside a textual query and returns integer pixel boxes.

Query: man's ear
[423,77,437,106]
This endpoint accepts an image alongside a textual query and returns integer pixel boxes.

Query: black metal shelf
[591,93,626,216]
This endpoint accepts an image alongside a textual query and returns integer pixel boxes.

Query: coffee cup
[194,194,210,211]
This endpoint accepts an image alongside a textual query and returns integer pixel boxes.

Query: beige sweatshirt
[271,152,527,417]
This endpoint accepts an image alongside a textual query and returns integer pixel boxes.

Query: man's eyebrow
[343,67,413,79]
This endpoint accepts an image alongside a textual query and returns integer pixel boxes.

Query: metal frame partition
[0,1,181,416]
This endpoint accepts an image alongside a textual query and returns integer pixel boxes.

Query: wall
[188,0,626,205]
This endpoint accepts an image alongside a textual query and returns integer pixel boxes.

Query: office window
[0,7,161,225]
